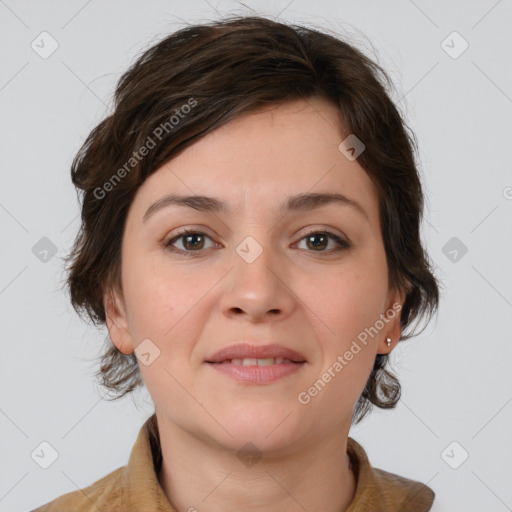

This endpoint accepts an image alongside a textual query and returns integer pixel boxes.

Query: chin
[209,402,303,452]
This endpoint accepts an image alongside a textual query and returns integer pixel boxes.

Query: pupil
[309,234,326,250]
[185,234,203,249]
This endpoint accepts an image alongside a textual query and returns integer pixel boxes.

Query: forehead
[130,97,379,222]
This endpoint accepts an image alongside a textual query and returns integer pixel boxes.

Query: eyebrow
[142,192,369,223]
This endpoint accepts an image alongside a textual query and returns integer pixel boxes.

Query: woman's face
[106,97,403,454]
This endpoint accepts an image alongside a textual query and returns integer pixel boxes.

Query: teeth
[225,357,293,365]
[256,358,275,366]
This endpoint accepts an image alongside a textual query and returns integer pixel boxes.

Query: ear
[104,287,134,355]
[378,284,408,355]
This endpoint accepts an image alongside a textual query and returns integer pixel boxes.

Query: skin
[105,96,406,512]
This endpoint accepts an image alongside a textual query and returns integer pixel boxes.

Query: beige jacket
[32,414,435,511]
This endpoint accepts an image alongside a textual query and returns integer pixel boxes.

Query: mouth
[205,342,307,364]
[205,359,306,384]
[205,343,307,384]
[208,357,303,366]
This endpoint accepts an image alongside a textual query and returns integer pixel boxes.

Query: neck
[156,417,357,512]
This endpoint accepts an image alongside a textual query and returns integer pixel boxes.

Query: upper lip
[205,343,307,363]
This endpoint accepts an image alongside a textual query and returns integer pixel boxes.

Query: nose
[218,237,296,323]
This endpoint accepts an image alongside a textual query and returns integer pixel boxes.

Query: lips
[205,343,307,364]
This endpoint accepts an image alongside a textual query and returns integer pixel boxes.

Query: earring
[386,337,391,347]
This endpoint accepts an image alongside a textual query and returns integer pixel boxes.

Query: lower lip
[206,361,305,384]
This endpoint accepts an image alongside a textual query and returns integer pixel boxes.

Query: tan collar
[345,436,434,511]
[124,413,173,510]
[123,414,434,512]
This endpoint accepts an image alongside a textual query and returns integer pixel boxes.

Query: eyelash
[163,228,350,256]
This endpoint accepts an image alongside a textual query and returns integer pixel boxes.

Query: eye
[295,230,350,253]
[164,229,216,253]
[163,228,350,255]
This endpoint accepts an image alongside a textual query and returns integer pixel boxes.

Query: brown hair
[63,15,440,424]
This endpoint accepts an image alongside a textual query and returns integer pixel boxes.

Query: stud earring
[386,337,391,348]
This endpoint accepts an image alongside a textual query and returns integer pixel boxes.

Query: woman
[33,14,440,512]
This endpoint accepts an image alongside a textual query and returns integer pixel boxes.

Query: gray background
[1,1,511,511]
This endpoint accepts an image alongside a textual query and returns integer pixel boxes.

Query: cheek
[123,275,173,339]
[122,250,198,337]
[122,265,204,404]
[304,274,380,412]
[304,264,386,397]
[306,265,387,342]
[121,256,215,382]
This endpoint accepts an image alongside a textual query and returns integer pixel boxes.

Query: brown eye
[181,232,205,250]
[306,233,328,251]
[165,230,215,253]
[297,231,350,253]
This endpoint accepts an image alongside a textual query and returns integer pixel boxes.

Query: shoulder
[31,413,169,512]
[347,437,435,512]
[372,467,435,511]
[30,466,126,511]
